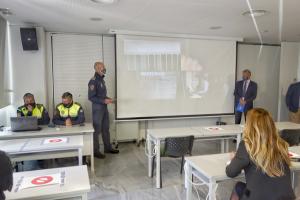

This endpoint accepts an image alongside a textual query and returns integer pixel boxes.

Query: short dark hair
[0,150,13,193]
[243,69,251,75]
[23,93,34,100]
[62,92,73,99]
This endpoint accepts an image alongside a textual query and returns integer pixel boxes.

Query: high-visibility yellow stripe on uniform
[57,103,81,118]
[20,105,44,119]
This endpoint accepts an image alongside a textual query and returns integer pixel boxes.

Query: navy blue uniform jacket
[286,82,300,113]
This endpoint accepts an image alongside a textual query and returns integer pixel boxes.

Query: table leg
[78,148,83,165]
[156,139,161,189]
[81,193,88,200]
[147,134,153,177]
[225,139,229,152]
[208,180,217,200]
[236,133,242,149]
[90,133,95,173]
[221,139,225,153]
[292,171,295,189]
[186,163,193,200]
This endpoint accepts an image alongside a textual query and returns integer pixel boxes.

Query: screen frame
[115,35,238,120]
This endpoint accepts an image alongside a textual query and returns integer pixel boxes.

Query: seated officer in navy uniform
[53,92,85,126]
[17,93,50,125]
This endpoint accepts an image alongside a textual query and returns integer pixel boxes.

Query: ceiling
[0,0,300,43]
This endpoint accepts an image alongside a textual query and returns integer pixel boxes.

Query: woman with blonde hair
[226,108,295,200]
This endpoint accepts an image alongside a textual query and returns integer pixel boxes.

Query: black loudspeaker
[20,28,38,51]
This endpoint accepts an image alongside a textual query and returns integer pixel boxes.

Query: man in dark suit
[286,81,300,123]
[234,69,258,124]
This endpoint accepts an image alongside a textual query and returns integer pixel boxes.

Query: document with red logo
[289,151,300,158]
[204,127,224,131]
[43,137,68,144]
[18,173,62,190]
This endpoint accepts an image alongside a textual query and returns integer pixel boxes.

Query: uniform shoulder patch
[89,84,95,91]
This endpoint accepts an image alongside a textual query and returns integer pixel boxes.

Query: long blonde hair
[243,108,291,177]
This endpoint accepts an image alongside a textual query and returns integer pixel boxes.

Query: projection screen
[116,34,237,119]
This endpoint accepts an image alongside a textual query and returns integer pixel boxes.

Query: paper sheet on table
[204,127,224,131]
[18,173,62,190]
[43,137,68,144]
[289,151,300,158]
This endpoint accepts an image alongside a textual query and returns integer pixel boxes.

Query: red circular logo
[31,176,53,185]
[49,138,62,143]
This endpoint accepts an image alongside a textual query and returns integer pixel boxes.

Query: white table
[147,121,300,189]
[275,121,300,130]
[5,165,90,200]
[0,124,95,172]
[147,125,243,189]
[185,147,300,200]
[0,136,84,165]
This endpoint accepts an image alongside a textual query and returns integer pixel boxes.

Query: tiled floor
[22,140,300,200]
[87,140,260,200]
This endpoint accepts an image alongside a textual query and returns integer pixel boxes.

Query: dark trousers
[235,108,251,124]
[233,181,247,199]
[92,106,112,153]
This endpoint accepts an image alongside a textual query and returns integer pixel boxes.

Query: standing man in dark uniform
[88,62,119,159]
[234,69,258,124]
[286,81,300,123]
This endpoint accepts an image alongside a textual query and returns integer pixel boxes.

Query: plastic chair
[279,129,300,146]
[151,135,194,186]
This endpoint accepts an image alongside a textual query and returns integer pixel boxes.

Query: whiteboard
[116,34,237,119]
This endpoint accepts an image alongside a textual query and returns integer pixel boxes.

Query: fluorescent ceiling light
[243,10,268,17]
[0,8,13,16]
[90,17,103,21]
[90,0,118,4]
[209,26,222,30]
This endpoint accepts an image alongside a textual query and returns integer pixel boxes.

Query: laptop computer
[10,116,41,132]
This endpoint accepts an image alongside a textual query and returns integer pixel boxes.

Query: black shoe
[104,149,119,154]
[94,152,106,159]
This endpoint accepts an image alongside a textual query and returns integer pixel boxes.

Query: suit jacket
[226,141,295,200]
[234,80,257,111]
[286,82,300,113]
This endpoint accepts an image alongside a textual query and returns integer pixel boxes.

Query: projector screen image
[116,34,237,119]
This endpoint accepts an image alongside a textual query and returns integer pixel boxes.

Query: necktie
[243,81,247,97]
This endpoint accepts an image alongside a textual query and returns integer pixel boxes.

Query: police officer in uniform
[53,92,85,126]
[17,93,50,125]
[88,62,119,159]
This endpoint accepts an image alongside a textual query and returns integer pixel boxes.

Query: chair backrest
[164,135,194,157]
[280,129,300,146]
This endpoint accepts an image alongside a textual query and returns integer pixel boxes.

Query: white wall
[44,33,233,141]
[0,16,8,109]
[0,25,47,126]
[10,25,47,107]
[278,42,300,121]
[3,29,298,140]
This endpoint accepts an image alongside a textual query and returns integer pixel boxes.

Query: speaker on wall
[20,28,38,51]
